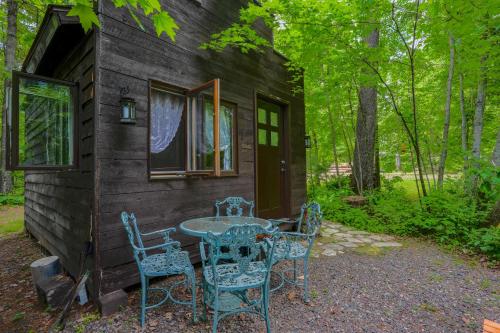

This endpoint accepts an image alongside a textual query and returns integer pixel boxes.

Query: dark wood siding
[95,0,305,293]
[24,32,95,288]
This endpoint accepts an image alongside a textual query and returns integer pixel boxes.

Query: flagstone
[322,249,337,256]
[337,242,359,248]
[323,244,345,250]
[345,238,365,243]
[372,242,402,247]
[370,235,395,241]
[347,230,370,235]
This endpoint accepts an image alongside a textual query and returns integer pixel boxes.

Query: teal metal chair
[199,224,278,333]
[120,212,197,327]
[215,196,255,217]
[268,202,322,302]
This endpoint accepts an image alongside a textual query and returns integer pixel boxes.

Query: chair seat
[272,239,308,261]
[204,261,267,290]
[141,251,193,276]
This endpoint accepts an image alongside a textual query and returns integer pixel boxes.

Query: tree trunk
[472,62,487,162]
[459,73,468,172]
[374,121,381,188]
[0,0,18,194]
[352,27,379,193]
[437,35,455,189]
[471,57,487,193]
[492,129,500,167]
[327,102,340,177]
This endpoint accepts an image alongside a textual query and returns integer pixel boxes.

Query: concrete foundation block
[36,274,74,308]
[98,289,128,316]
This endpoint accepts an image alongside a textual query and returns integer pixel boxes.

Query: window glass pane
[187,88,215,172]
[17,77,73,166]
[270,130,279,147]
[270,112,278,127]
[258,128,267,145]
[220,103,234,171]
[258,108,267,124]
[150,88,185,171]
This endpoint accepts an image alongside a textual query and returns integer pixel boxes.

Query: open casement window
[8,71,78,170]
[149,79,237,178]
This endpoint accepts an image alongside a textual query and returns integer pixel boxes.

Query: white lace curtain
[220,106,233,170]
[150,90,184,154]
[200,104,232,170]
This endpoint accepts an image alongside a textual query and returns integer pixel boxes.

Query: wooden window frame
[7,71,79,171]
[219,100,239,177]
[148,79,238,180]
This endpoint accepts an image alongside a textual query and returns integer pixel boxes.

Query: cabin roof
[22,5,86,76]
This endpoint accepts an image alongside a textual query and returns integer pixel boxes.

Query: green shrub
[0,195,24,206]
[312,175,499,261]
[467,227,500,261]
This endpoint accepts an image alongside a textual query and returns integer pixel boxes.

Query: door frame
[253,90,291,218]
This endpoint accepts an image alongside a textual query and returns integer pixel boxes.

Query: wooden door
[256,98,288,218]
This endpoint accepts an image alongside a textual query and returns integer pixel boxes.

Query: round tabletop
[179,216,271,238]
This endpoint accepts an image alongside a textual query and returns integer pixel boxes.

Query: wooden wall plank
[94,0,306,292]
[24,32,96,281]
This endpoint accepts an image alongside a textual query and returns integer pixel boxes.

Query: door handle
[280,160,286,172]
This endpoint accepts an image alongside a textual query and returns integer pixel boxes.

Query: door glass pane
[270,130,279,147]
[258,108,267,124]
[150,88,185,171]
[17,76,74,166]
[270,112,278,127]
[258,128,267,145]
[187,87,215,172]
[220,103,234,171]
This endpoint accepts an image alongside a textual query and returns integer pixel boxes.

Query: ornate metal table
[179,216,271,238]
[180,216,272,311]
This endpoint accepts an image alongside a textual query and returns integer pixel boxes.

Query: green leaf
[152,11,179,41]
[127,7,145,31]
[112,0,128,8]
[67,3,100,32]
[138,0,161,15]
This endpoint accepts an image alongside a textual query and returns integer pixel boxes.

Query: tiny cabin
[8,1,306,298]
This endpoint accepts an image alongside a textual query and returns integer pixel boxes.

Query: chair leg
[140,275,147,327]
[303,258,309,303]
[212,289,219,333]
[201,279,208,321]
[293,259,297,283]
[189,271,197,322]
[263,284,271,333]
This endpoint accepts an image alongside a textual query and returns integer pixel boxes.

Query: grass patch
[0,206,24,236]
[480,278,492,290]
[0,195,24,206]
[428,273,444,283]
[394,179,420,201]
[0,219,24,235]
[418,302,439,313]
[354,245,385,256]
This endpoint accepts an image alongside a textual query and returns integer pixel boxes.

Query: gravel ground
[68,239,499,333]
[1,232,498,333]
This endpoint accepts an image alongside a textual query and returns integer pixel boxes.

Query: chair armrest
[269,219,298,228]
[278,231,310,241]
[132,240,179,252]
[141,227,176,238]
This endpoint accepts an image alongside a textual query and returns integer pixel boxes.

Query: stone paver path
[313,221,402,257]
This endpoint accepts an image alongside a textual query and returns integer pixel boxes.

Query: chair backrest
[205,224,277,286]
[121,212,147,264]
[297,202,322,237]
[215,196,255,217]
